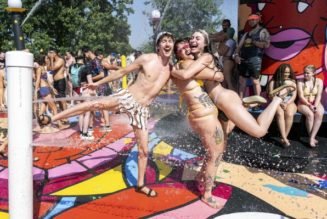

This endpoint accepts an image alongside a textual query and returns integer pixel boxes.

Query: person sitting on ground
[268,63,297,147]
[297,65,324,147]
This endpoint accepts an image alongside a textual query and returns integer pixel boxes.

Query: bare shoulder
[297,78,305,85]
[198,53,214,64]
[316,77,324,85]
[58,57,65,64]
[138,53,157,62]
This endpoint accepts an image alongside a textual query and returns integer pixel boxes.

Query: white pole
[6,51,34,219]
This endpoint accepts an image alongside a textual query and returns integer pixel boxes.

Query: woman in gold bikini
[172,38,225,209]
[172,30,294,139]
[297,65,324,147]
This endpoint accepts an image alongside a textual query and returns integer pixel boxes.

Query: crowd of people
[209,15,324,148]
[0,12,325,209]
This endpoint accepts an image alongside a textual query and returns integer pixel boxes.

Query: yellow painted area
[51,165,126,196]
[124,138,133,144]
[183,162,327,219]
[0,211,9,219]
[153,141,173,157]
[155,160,173,180]
[153,141,173,180]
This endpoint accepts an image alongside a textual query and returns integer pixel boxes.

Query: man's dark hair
[222,19,231,26]
[35,54,46,65]
[173,37,189,56]
[81,46,91,54]
[95,49,104,56]
[75,56,84,62]
[48,47,58,53]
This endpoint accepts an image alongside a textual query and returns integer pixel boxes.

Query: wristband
[232,53,239,59]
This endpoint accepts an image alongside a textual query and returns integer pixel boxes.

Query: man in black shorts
[234,13,270,99]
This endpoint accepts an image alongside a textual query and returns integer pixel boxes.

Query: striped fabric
[113,89,149,130]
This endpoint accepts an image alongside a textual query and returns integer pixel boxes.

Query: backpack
[70,64,82,88]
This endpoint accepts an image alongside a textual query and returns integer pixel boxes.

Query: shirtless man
[172,38,225,208]
[38,32,175,197]
[47,48,67,113]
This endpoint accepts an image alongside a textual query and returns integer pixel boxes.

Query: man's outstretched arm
[87,55,144,89]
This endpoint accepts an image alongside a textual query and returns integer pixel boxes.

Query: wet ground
[0,93,326,219]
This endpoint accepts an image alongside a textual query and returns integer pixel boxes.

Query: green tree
[0,0,134,55]
[145,0,223,40]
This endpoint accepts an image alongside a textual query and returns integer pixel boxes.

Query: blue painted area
[318,180,327,189]
[264,184,308,197]
[68,116,79,123]
[44,197,76,219]
[125,150,138,186]
[124,132,160,186]
[172,148,196,160]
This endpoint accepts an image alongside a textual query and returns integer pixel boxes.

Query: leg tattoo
[214,127,223,145]
[204,175,214,193]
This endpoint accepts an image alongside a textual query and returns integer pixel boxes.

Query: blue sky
[127,0,238,49]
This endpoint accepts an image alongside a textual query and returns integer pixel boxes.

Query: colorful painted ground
[0,110,326,219]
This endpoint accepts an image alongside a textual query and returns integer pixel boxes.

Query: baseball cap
[156,31,174,45]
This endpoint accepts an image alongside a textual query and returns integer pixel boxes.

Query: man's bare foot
[135,185,157,197]
[201,196,223,209]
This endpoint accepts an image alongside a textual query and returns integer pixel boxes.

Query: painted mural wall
[239,0,327,108]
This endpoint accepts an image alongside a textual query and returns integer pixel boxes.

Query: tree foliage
[145,0,223,40]
[0,0,134,55]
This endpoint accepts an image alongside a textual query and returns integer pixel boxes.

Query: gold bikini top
[303,80,318,98]
[177,60,204,87]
